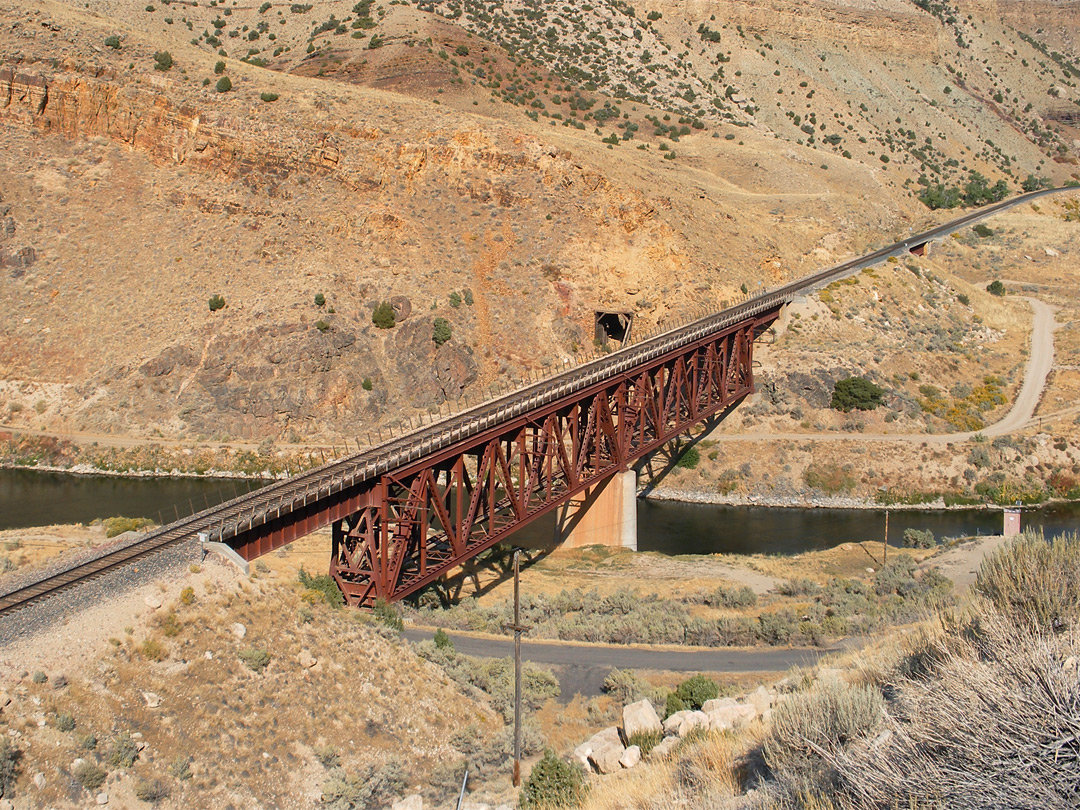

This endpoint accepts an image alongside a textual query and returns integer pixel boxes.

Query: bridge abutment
[554,469,638,551]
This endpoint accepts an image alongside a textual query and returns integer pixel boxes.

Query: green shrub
[372,300,395,329]
[627,729,662,755]
[139,638,167,661]
[134,777,170,802]
[208,294,226,312]
[903,528,936,548]
[520,750,586,810]
[73,760,106,790]
[433,628,453,649]
[153,51,173,71]
[169,755,192,781]
[675,446,700,470]
[975,530,1080,630]
[179,586,195,606]
[957,293,970,306]
[108,733,139,768]
[314,292,326,306]
[31,670,47,684]
[238,647,270,672]
[373,597,403,631]
[298,567,343,608]
[986,280,1006,296]
[664,691,686,718]
[831,376,885,412]
[602,668,663,705]
[463,288,474,306]
[973,223,994,238]
[764,677,884,780]
[0,739,19,795]
[674,674,718,709]
[103,516,153,538]
[455,45,469,56]
[803,463,857,494]
[259,1,272,11]
[260,92,279,102]
[449,291,462,308]
[315,319,330,333]
[432,317,452,346]
[104,35,121,49]
[56,712,76,732]
[214,60,226,74]
[216,76,232,93]
[361,377,373,391]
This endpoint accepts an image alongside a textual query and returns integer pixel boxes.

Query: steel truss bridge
[0,188,1069,614]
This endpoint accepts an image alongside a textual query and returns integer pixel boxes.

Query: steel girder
[330,314,771,606]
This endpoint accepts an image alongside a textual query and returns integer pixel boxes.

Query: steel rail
[0,186,1071,616]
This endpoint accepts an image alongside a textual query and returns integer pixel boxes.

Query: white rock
[298,649,317,669]
[142,692,161,709]
[71,758,86,770]
[663,710,709,737]
[0,799,13,810]
[649,736,680,759]
[96,793,109,805]
[204,651,214,660]
[33,772,46,789]
[748,686,774,715]
[622,699,662,739]
[619,745,641,769]
[391,796,423,810]
[230,623,247,639]
[571,741,593,769]
[701,698,738,714]
[1045,247,1059,257]
[144,595,162,609]
[585,727,625,774]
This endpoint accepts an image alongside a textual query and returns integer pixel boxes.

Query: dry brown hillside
[0,0,1076,444]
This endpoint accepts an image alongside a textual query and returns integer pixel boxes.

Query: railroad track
[0,186,1071,617]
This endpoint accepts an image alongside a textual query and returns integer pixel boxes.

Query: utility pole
[505,548,528,787]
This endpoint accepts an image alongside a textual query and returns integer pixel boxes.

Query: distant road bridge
[0,188,1071,613]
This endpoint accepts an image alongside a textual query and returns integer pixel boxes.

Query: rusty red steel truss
[327,312,774,607]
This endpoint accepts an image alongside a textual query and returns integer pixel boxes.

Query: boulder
[142,692,161,709]
[662,710,709,738]
[585,727,624,774]
[96,793,109,805]
[143,595,162,610]
[619,745,641,769]
[391,796,423,810]
[571,741,593,770]
[748,686,774,716]
[649,736,680,759]
[33,772,46,789]
[622,699,662,740]
[297,649,317,669]
[230,623,247,639]
[705,701,756,731]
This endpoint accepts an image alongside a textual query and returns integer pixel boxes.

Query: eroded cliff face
[0,2,926,442]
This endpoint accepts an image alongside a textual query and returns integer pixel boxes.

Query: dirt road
[708,296,1060,445]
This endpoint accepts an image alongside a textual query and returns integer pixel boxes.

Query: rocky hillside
[0,0,1076,443]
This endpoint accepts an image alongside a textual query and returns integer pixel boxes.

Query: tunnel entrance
[595,311,634,346]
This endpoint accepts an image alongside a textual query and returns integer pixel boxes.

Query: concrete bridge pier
[554,469,638,551]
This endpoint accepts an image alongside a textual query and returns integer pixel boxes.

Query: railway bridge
[0,187,1070,614]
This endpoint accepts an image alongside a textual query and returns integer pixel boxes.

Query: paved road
[403,627,837,697]
[708,297,1060,445]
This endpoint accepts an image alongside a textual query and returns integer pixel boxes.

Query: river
[1,468,1077,552]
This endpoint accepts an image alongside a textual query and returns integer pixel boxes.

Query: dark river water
[1,468,1077,552]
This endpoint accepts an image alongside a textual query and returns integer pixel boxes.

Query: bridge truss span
[330,311,772,605]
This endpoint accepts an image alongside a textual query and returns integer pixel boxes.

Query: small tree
[433,628,453,649]
[153,51,173,71]
[831,377,885,412]
[432,317,452,346]
[214,60,226,74]
[372,301,395,329]
[449,291,462,308]
[216,76,232,93]
[208,294,226,312]
[986,280,1006,296]
[104,35,121,49]
[520,750,586,810]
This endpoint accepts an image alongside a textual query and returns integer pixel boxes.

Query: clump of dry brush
[760,530,1080,810]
